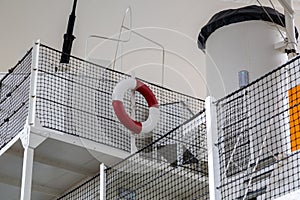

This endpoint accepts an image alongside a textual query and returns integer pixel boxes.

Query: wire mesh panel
[106,110,209,200]
[0,49,32,150]
[216,56,300,199]
[35,44,204,152]
[57,174,100,200]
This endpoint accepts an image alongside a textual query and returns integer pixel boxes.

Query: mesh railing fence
[106,109,209,200]
[57,174,100,200]
[216,56,300,199]
[36,44,205,152]
[0,49,32,150]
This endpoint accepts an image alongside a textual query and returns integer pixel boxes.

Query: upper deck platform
[0,42,204,199]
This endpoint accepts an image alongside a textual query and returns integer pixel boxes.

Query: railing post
[100,163,106,200]
[28,40,40,126]
[20,40,40,200]
[205,96,221,200]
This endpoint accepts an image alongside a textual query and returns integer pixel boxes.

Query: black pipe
[60,0,78,64]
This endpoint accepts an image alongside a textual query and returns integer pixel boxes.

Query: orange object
[288,84,300,152]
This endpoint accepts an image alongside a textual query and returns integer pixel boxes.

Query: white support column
[20,146,34,200]
[205,96,221,200]
[100,163,107,200]
[20,40,41,200]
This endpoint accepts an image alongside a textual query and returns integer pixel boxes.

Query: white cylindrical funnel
[205,20,287,98]
[197,5,293,98]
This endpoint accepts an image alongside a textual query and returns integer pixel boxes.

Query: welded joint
[21,121,47,149]
[20,123,30,149]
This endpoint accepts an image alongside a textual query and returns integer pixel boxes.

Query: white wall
[0,72,6,79]
[1,0,300,98]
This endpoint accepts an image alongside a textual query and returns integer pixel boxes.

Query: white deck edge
[30,126,130,159]
[0,132,21,157]
[274,189,300,200]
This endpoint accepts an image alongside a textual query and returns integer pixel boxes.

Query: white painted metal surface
[274,187,300,200]
[28,40,40,126]
[205,96,221,200]
[206,21,288,99]
[20,147,34,200]
[20,40,41,200]
[100,163,106,200]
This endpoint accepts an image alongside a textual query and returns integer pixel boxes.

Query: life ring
[112,78,160,134]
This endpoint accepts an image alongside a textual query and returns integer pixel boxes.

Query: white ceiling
[1,0,300,98]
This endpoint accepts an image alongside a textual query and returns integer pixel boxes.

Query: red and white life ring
[112,78,160,134]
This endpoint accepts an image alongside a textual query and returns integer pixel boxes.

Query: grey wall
[1,0,300,98]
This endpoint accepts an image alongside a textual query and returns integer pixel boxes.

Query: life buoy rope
[112,78,160,134]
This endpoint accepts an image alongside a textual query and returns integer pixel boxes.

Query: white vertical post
[205,96,221,200]
[20,40,40,200]
[20,146,34,200]
[28,40,40,125]
[100,163,106,200]
[280,0,297,58]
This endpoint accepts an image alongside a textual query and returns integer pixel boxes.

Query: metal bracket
[20,123,30,149]
[274,39,287,51]
[20,119,47,149]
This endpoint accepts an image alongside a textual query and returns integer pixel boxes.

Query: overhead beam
[6,148,96,176]
[0,173,61,197]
